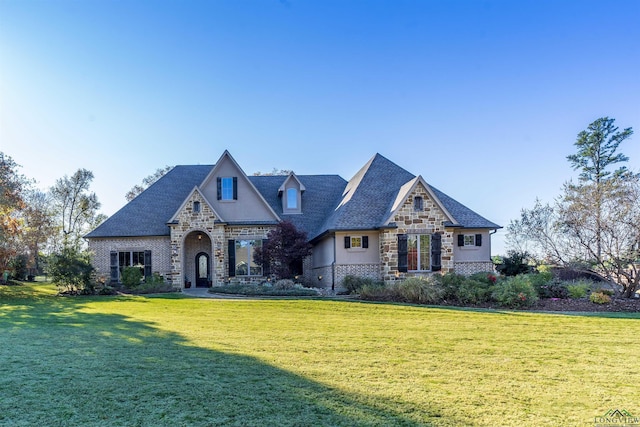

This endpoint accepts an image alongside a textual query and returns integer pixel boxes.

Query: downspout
[331,234,336,292]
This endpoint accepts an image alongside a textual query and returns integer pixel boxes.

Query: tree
[0,152,29,271]
[125,166,172,201]
[20,190,56,275]
[508,117,639,297]
[47,246,94,294]
[50,169,102,249]
[253,168,294,176]
[253,221,312,279]
[566,117,634,260]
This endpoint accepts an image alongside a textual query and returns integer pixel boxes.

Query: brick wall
[454,261,495,275]
[88,236,172,280]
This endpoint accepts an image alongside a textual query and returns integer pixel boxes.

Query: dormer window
[193,201,201,213]
[279,173,305,214]
[286,188,298,209]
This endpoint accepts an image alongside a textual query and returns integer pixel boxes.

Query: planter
[184,281,191,289]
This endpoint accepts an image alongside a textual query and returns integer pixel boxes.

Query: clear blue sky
[1,0,639,255]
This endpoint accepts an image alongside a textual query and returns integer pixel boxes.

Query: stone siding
[380,182,454,283]
[88,236,172,280]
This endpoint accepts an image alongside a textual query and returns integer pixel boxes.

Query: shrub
[491,275,538,308]
[273,279,296,290]
[395,277,444,304]
[359,283,393,301]
[567,280,592,299]
[435,272,467,302]
[468,272,498,285]
[495,250,533,276]
[590,291,611,304]
[535,279,569,299]
[342,275,382,294]
[48,247,94,294]
[121,267,143,289]
[596,288,614,296]
[210,283,318,296]
[456,279,494,304]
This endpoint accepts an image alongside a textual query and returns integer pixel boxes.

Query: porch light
[317,275,322,281]
[198,233,202,240]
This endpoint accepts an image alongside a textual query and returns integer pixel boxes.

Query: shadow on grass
[0,285,452,426]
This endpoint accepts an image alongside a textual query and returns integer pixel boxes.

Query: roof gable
[168,186,223,224]
[384,176,456,226]
[199,151,280,223]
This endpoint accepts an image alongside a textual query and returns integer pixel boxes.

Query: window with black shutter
[144,250,152,279]
[398,234,408,272]
[431,233,442,271]
[228,240,236,276]
[110,251,118,283]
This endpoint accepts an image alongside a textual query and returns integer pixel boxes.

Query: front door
[195,252,210,287]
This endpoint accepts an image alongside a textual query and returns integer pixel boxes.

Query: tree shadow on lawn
[0,292,456,426]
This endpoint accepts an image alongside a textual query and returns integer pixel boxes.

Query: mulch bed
[531,297,640,313]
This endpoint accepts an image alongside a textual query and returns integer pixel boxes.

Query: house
[86,151,500,289]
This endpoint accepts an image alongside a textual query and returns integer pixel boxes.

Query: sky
[1,0,639,255]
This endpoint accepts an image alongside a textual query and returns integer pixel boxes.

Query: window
[344,235,369,249]
[193,201,200,213]
[217,177,238,200]
[407,234,431,271]
[286,188,298,209]
[414,196,424,211]
[111,250,151,282]
[231,239,262,276]
[458,234,482,247]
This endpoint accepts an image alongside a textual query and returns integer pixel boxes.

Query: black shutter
[144,250,152,280]
[458,234,464,247]
[216,177,222,200]
[262,239,270,277]
[228,240,236,277]
[431,233,442,272]
[344,236,351,249]
[110,251,119,283]
[398,234,408,273]
[362,236,369,249]
[232,177,238,200]
[475,234,482,246]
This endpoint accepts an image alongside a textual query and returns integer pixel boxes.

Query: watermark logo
[594,409,640,427]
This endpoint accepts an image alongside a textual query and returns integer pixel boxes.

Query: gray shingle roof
[249,175,347,238]
[86,155,499,239]
[85,165,213,238]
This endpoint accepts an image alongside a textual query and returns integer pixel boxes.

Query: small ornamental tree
[253,221,312,280]
[48,246,94,294]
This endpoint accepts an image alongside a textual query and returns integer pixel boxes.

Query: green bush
[121,267,143,288]
[590,291,611,304]
[468,272,498,285]
[395,277,443,304]
[567,280,592,299]
[48,247,94,294]
[435,272,467,302]
[342,275,382,294]
[273,279,296,290]
[210,283,318,296]
[535,278,569,299]
[359,277,443,305]
[596,288,614,296]
[457,279,494,304]
[491,275,538,308]
[358,283,393,301]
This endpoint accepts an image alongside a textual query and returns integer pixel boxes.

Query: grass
[1,282,639,426]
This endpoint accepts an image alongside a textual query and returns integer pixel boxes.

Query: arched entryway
[183,231,213,288]
[195,252,210,287]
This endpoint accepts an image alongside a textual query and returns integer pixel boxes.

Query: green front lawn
[1,282,638,426]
